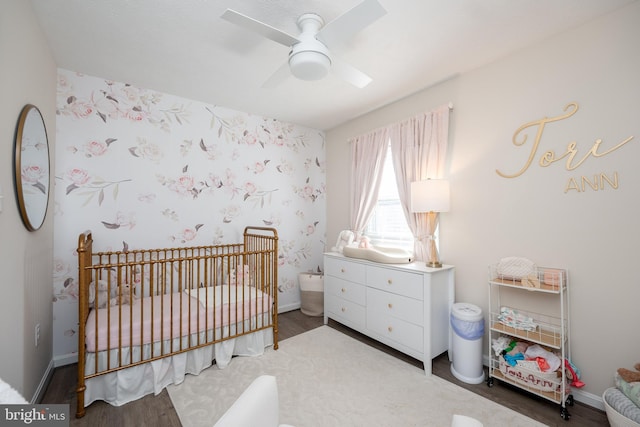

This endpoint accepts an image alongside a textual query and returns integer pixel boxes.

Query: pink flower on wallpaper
[68,100,94,119]
[294,182,325,202]
[210,169,242,198]
[53,258,71,281]
[129,139,163,162]
[304,222,318,236]
[221,205,241,223]
[248,161,268,174]
[239,131,259,146]
[57,74,71,91]
[181,228,198,241]
[199,139,221,160]
[141,143,163,162]
[276,159,295,175]
[54,278,79,301]
[102,211,137,230]
[171,224,203,243]
[244,181,257,196]
[303,184,314,198]
[90,90,120,122]
[304,157,324,172]
[120,85,143,105]
[83,139,114,157]
[165,174,199,198]
[66,168,91,186]
[57,82,93,118]
[123,107,146,122]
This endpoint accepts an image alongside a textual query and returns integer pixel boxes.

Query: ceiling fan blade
[221,9,300,47]
[331,57,372,89]
[317,0,387,47]
[261,61,292,88]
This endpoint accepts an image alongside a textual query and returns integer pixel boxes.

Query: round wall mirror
[14,104,50,231]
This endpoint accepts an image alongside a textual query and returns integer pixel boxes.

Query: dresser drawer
[366,265,423,300]
[326,277,366,305]
[366,287,423,326]
[366,309,424,353]
[326,294,366,328]
[324,256,366,284]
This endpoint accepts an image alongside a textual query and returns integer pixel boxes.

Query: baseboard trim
[32,359,54,404]
[54,353,78,367]
[572,388,604,411]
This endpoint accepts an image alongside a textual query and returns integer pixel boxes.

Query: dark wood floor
[41,310,608,426]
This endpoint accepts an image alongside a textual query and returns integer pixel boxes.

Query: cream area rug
[167,326,545,427]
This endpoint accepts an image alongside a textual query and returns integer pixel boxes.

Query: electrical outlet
[35,323,40,347]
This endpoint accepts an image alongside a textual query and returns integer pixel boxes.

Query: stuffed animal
[358,236,371,249]
[230,265,250,286]
[618,363,640,383]
[109,283,135,307]
[331,230,355,253]
[89,280,111,309]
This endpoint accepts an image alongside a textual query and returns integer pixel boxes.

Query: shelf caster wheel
[560,407,571,420]
[566,394,574,406]
[487,378,494,387]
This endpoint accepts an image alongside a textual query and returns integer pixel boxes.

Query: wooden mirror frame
[14,104,50,231]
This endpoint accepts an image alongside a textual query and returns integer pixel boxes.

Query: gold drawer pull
[341,288,346,293]
[387,326,393,332]
[388,303,393,309]
[341,268,346,273]
[387,279,392,285]
[341,307,346,312]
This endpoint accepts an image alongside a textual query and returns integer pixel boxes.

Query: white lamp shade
[410,179,450,213]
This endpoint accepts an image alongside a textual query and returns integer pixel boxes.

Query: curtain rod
[349,102,454,142]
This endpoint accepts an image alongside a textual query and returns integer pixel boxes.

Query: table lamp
[410,179,450,268]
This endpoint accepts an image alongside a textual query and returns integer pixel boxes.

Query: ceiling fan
[221,0,387,88]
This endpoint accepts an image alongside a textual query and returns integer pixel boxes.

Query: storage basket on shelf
[498,359,563,393]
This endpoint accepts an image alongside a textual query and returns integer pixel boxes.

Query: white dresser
[323,252,454,375]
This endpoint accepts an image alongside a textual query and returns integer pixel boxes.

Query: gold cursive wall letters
[496,102,634,193]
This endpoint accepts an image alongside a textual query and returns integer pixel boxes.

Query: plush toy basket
[603,388,640,427]
[499,359,562,392]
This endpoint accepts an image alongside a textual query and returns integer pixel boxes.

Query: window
[364,144,413,249]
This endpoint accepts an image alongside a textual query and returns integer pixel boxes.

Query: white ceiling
[31,0,636,131]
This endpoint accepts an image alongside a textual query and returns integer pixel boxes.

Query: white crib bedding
[83,284,274,407]
[84,324,273,407]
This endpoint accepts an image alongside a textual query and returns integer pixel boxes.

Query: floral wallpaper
[53,69,326,358]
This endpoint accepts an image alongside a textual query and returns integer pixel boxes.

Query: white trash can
[450,302,485,384]
[299,272,324,317]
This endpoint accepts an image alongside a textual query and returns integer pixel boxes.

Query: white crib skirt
[84,328,273,407]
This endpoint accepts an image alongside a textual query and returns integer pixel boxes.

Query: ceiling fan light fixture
[289,50,331,81]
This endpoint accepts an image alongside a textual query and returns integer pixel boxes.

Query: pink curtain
[349,128,389,240]
[389,105,450,262]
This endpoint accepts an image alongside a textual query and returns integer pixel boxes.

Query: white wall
[0,0,56,401]
[326,2,640,406]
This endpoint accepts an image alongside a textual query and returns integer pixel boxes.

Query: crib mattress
[85,285,271,352]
